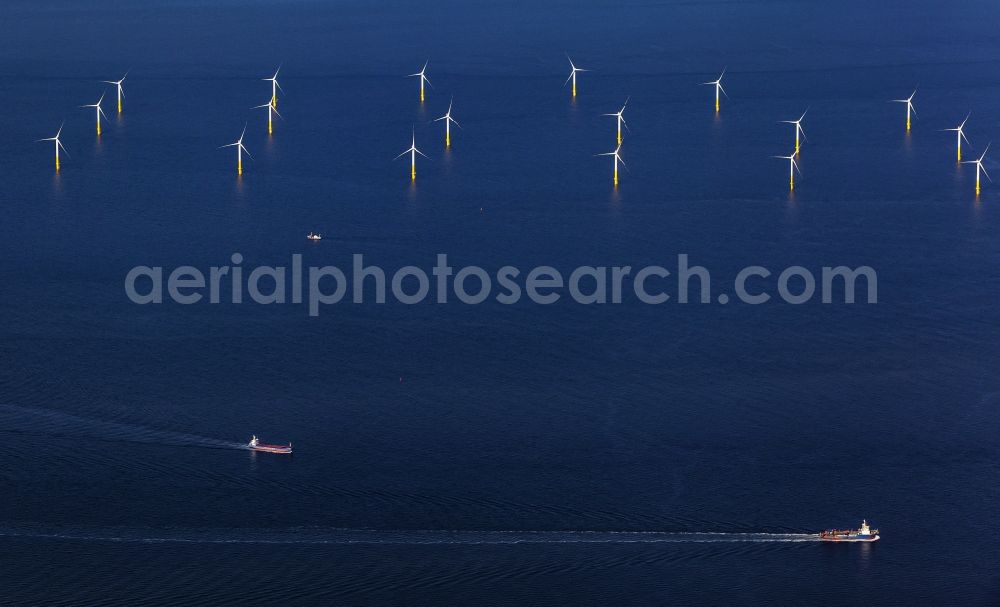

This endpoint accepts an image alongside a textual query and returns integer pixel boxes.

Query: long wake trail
[0,403,246,450]
[0,525,821,545]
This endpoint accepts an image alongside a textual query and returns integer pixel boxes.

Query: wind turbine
[395,129,427,181]
[263,66,282,108]
[565,56,588,98]
[220,124,252,175]
[81,92,109,136]
[37,123,68,171]
[101,72,127,114]
[597,143,626,187]
[891,89,917,131]
[408,61,432,102]
[602,97,629,145]
[701,69,727,113]
[781,109,808,155]
[962,143,991,195]
[434,97,460,147]
[773,152,800,191]
[943,114,970,162]
[253,101,281,135]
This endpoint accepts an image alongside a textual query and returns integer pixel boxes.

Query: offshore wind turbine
[962,143,990,195]
[220,124,251,175]
[434,97,460,147]
[565,56,588,98]
[253,101,281,135]
[781,109,808,155]
[701,69,727,113]
[37,123,68,171]
[263,66,282,108]
[773,152,800,191]
[943,114,970,162]
[81,92,109,136]
[395,129,427,180]
[101,72,127,114]
[408,61,432,102]
[891,89,917,131]
[597,143,626,187]
[602,97,629,145]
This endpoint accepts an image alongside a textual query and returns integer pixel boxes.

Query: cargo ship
[247,435,293,454]
[820,520,879,542]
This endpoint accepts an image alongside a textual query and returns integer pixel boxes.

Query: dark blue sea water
[2,1,1000,604]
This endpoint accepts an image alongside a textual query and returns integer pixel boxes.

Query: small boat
[820,520,879,542]
[307,232,322,241]
[248,435,292,454]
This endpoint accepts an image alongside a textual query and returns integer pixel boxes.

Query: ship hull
[820,535,879,542]
[250,445,292,454]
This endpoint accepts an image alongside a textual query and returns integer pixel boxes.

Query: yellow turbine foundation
[117,99,122,114]
[55,156,60,171]
[572,79,577,97]
[790,176,794,191]
[268,117,273,135]
[411,163,416,181]
[446,131,450,147]
[976,179,981,195]
[617,125,622,145]
[613,166,618,187]
[271,94,277,109]
[957,147,961,162]
[420,83,425,102]
[238,159,242,176]
[96,121,101,136]
[906,116,911,131]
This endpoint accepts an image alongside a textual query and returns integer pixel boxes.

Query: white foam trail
[0,525,822,546]
[0,403,245,450]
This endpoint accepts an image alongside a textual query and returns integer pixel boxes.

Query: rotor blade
[799,125,808,142]
[415,148,429,159]
[423,75,433,89]
[57,140,69,157]
[274,80,284,94]
[433,115,447,122]
[252,103,272,109]
[718,83,728,98]
[618,156,628,172]
[240,144,253,160]
[219,142,239,148]
[564,71,574,86]
[393,149,410,160]
[909,103,917,117]
[98,106,109,121]
[961,130,970,145]
[620,116,629,131]
[451,117,461,129]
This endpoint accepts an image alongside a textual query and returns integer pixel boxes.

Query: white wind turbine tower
[263,66,282,108]
[943,114,970,162]
[37,123,68,171]
[408,61,432,102]
[962,143,991,196]
[434,97,460,147]
[603,97,629,145]
[781,109,808,155]
[101,72,127,114]
[701,69,727,113]
[597,143,626,187]
[395,129,428,180]
[773,152,801,191]
[220,124,252,175]
[253,101,282,135]
[81,92,110,136]
[891,89,916,131]
[565,56,588,98]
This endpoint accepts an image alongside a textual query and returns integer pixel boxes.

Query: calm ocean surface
[2,1,1000,605]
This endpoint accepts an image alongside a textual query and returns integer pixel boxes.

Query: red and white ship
[248,435,293,454]
[820,520,879,542]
